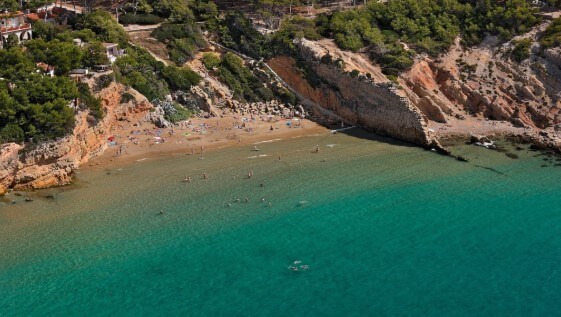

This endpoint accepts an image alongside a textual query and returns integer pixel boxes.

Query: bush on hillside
[119,13,163,25]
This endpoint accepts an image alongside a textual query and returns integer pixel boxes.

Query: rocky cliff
[268,39,443,151]
[270,21,561,152]
[400,33,561,150]
[0,83,152,194]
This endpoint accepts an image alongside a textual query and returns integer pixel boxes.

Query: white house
[0,11,32,48]
[102,43,125,63]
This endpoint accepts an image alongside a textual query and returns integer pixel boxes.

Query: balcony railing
[0,23,31,33]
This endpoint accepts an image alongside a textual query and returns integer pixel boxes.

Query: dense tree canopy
[0,47,79,143]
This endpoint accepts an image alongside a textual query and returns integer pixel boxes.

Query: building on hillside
[68,68,89,81]
[36,62,55,77]
[25,6,75,25]
[0,11,32,48]
[102,43,126,63]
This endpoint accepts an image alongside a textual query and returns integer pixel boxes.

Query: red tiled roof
[26,13,40,21]
[0,11,24,18]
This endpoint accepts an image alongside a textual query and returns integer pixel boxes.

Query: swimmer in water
[260,183,264,187]
[160,210,164,215]
[244,197,249,203]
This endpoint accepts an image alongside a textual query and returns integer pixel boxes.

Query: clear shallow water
[2,130,561,316]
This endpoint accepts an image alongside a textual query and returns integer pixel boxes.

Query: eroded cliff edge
[0,83,152,194]
[268,38,444,152]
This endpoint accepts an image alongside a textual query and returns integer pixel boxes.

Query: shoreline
[81,114,329,172]
[3,106,559,196]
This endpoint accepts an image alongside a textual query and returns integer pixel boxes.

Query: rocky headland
[0,83,152,194]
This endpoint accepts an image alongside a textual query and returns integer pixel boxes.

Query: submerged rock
[505,153,519,159]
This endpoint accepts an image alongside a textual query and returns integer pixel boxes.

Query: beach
[85,109,328,171]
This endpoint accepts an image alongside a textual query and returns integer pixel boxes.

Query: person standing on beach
[190,148,195,156]
[315,145,320,153]
[203,172,207,179]
[248,170,253,179]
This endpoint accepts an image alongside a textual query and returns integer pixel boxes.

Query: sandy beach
[84,110,329,171]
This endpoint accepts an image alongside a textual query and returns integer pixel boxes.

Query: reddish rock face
[0,83,153,192]
[269,40,441,151]
[399,37,561,149]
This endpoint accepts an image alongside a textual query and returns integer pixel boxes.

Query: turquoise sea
[2,129,561,316]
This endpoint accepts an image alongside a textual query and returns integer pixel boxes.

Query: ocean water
[2,129,561,316]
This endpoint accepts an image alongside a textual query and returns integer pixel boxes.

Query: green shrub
[541,18,561,48]
[511,39,532,62]
[162,65,201,91]
[164,103,194,123]
[78,82,104,120]
[218,13,272,59]
[151,22,207,65]
[202,52,220,70]
[120,92,135,104]
[95,74,114,91]
[272,16,322,54]
[0,123,25,143]
[114,46,170,100]
[77,10,128,44]
[119,13,163,25]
